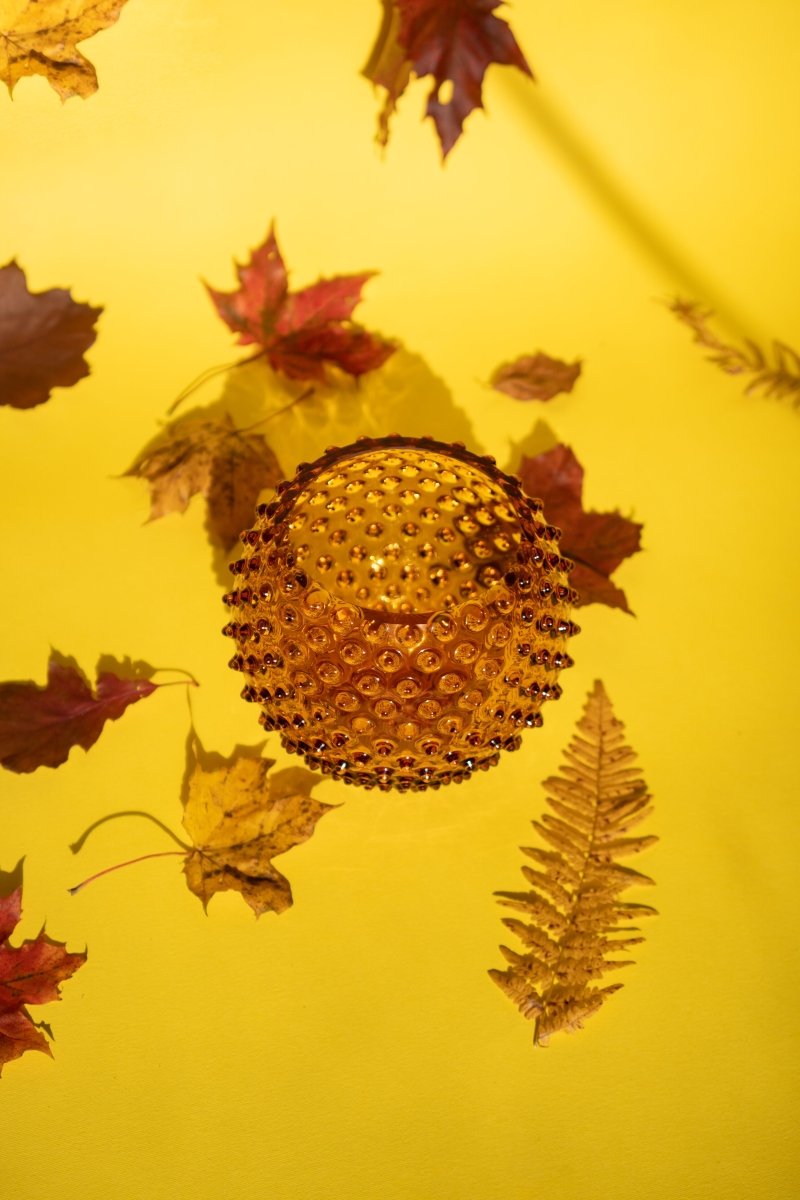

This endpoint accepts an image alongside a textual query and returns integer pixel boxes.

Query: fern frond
[490,680,657,1046]
[667,297,800,407]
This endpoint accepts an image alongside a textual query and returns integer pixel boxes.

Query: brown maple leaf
[124,412,283,548]
[0,0,129,100]
[363,0,533,159]
[668,297,800,406]
[490,680,657,1046]
[181,739,336,917]
[206,224,396,383]
[519,444,642,614]
[0,260,102,409]
[0,653,160,773]
[1,861,86,1075]
[491,352,582,402]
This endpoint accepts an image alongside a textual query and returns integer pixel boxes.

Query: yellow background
[2,2,799,1197]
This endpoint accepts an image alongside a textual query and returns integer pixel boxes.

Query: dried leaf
[0,862,86,1075]
[207,224,395,382]
[0,260,102,409]
[491,352,581,402]
[363,0,533,159]
[0,0,129,99]
[668,297,800,406]
[0,653,159,774]
[519,444,642,614]
[490,681,657,1045]
[182,739,336,917]
[124,412,283,548]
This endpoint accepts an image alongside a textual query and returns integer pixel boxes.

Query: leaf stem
[151,666,200,687]
[166,350,266,416]
[68,851,185,895]
[70,810,190,855]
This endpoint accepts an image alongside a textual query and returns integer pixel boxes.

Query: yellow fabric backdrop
[2,2,798,1197]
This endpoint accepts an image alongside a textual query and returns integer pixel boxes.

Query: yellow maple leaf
[182,739,336,917]
[0,0,130,100]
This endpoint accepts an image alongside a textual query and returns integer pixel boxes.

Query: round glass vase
[223,435,579,792]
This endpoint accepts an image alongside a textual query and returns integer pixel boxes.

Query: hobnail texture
[223,435,579,791]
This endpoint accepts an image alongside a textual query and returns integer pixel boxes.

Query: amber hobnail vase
[223,435,579,791]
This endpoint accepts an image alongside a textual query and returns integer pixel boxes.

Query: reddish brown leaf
[0,260,102,409]
[0,654,159,774]
[124,411,283,548]
[519,445,642,614]
[206,224,395,382]
[0,0,130,100]
[364,0,533,158]
[0,862,86,1075]
[491,352,582,402]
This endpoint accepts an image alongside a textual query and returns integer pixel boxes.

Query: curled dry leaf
[519,444,642,614]
[182,739,336,917]
[124,412,283,549]
[491,352,581,402]
[0,260,102,409]
[0,0,130,99]
[490,680,657,1045]
[1,862,86,1075]
[363,0,532,159]
[0,653,159,774]
[668,297,800,406]
[207,224,395,383]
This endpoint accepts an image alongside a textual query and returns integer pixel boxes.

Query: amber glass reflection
[223,435,579,791]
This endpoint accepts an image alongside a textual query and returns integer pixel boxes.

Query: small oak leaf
[519,444,642,614]
[0,0,130,100]
[207,223,395,383]
[0,652,160,774]
[124,412,283,547]
[490,680,657,1046]
[181,739,336,917]
[491,352,581,402]
[1,861,86,1075]
[0,260,102,409]
[363,0,533,159]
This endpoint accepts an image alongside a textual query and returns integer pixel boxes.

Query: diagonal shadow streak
[500,73,759,340]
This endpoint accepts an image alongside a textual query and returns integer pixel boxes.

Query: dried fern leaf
[489,680,657,1046]
[667,297,800,407]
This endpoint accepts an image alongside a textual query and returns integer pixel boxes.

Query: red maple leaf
[0,653,161,773]
[364,0,532,158]
[206,225,395,382]
[0,260,102,409]
[519,445,643,614]
[0,862,86,1076]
